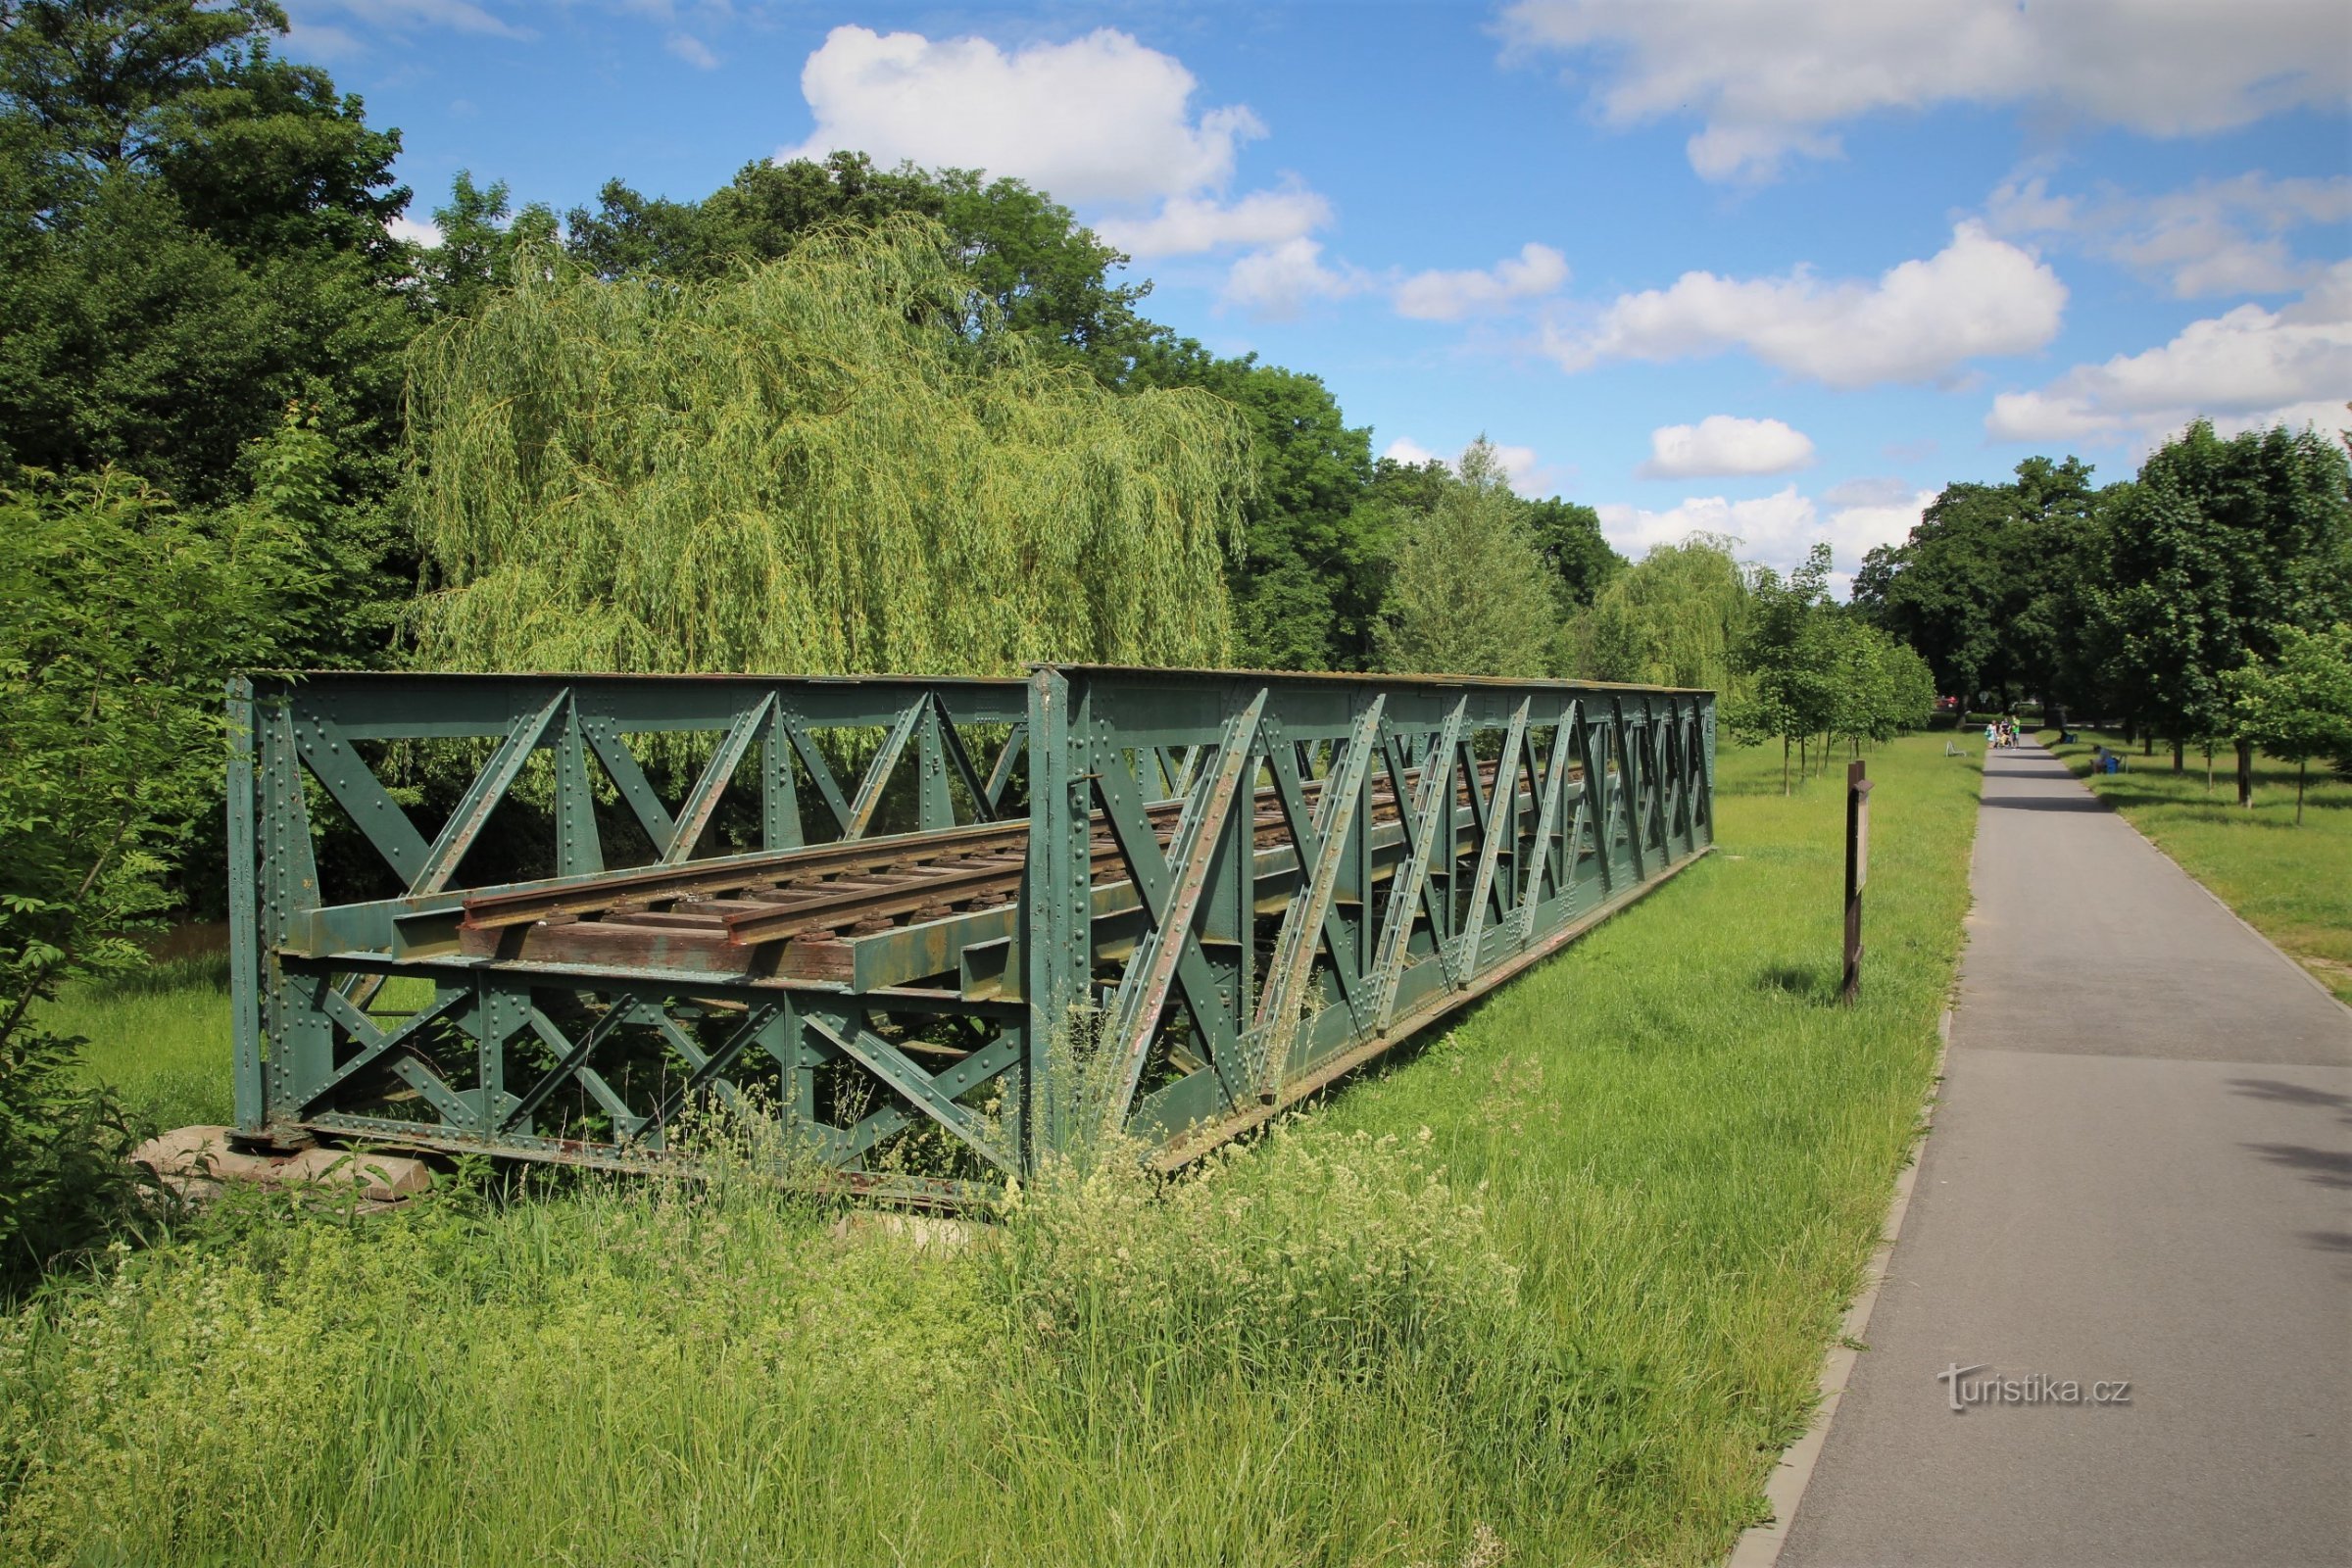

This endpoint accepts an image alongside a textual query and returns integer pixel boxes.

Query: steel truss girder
[230,666,1712,1194]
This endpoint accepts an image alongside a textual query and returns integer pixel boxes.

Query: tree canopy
[1373,438,1560,678]
[0,0,411,508]
[404,218,1251,676]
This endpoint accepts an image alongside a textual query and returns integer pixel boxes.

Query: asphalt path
[1780,740,2352,1568]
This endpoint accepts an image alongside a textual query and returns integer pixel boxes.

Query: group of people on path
[1984,716,2025,750]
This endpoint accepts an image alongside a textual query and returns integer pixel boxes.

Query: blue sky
[292,0,2351,593]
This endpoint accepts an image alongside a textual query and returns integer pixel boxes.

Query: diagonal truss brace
[1368,700,1467,1030]
[804,1013,1017,1175]
[1252,697,1382,1100]
[1451,698,1530,982]
[1098,691,1266,1133]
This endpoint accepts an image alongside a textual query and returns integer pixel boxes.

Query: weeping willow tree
[401,218,1250,674]
[1567,533,1753,692]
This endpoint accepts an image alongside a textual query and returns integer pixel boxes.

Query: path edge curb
[1724,1004,1955,1568]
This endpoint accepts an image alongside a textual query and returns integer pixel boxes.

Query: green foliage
[0,467,304,1283]
[1570,532,1750,691]
[1373,439,1561,677]
[1731,543,1937,790]
[2223,622,2352,821]
[2106,421,2352,761]
[1853,455,2107,705]
[0,1027,148,1295]
[404,218,1251,675]
[560,152,1152,376]
[1126,337,1379,669]
[0,0,414,510]
[1734,542,1838,760]
[1001,1120,1515,1381]
[405,170,558,319]
[1523,495,1622,611]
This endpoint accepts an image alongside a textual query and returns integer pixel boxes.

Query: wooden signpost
[1843,759,1872,1004]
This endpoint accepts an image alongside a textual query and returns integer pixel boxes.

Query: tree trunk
[2142,731,2153,758]
[2296,760,2306,825]
[2236,739,2255,808]
[2204,743,2214,794]
[2172,737,2183,773]
[1798,735,1807,782]
[1783,735,1790,796]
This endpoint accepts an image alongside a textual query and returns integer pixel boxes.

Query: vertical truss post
[226,677,265,1133]
[915,695,956,832]
[554,698,604,878]
[256,690,323,1127]
[760,704,803,852]
[1022,668,1092,1164]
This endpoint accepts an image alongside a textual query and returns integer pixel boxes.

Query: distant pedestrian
[1984,720,1999,750]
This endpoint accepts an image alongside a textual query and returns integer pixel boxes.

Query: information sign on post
[1843,760,1872,1004]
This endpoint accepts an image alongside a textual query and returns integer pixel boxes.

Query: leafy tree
[1734,543,1840,792]
[404,219,1250,676]
[2224,622,2352,823]
[1883,640,1939,734]
[0,466,310,1285]
[1524,496,1622,612]
[1125,337,1378,669]
[1374,439,1561,678]
[2106,420,2352,806]
[1854,456,2105,708]
[564,153,1152,375]
[1570,533,1750,693]
[408,170,558,318]
[0,0,414,510]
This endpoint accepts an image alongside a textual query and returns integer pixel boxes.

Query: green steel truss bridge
[230,666,1714,1202]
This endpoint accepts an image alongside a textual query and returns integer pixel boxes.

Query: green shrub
[0,1028,148,1292]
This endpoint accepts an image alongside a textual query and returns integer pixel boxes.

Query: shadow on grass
[1757,963,1839,1004]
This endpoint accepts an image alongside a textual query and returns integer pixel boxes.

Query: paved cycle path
[1780,740,2351,1568]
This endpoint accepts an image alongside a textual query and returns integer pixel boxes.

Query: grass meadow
[2039,729,2352,1002]
[4,733,1983,1567]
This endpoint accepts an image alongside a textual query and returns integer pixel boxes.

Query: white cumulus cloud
[1638,416,1816,479]
[1220,238,1366,319]
[1986,171,2352,299]
[1986,262,2352,448]
[1499,0,2351,182]
[1544,222,2065,388]
[1384,437,1444,467]
[781,25,1355,296]
[1596,484,1936,589]
[1394,243,1570,321]
[388,214,442,247]
[781,25,1262,204]
[665,32,717,69]
[1097,184,1330,259]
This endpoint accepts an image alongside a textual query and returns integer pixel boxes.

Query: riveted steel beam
[231,667,1711,1190]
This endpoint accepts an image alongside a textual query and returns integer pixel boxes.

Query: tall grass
[5,734,1982,1566]
[2041,729,2352,1001]
[39,954,236,1132]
